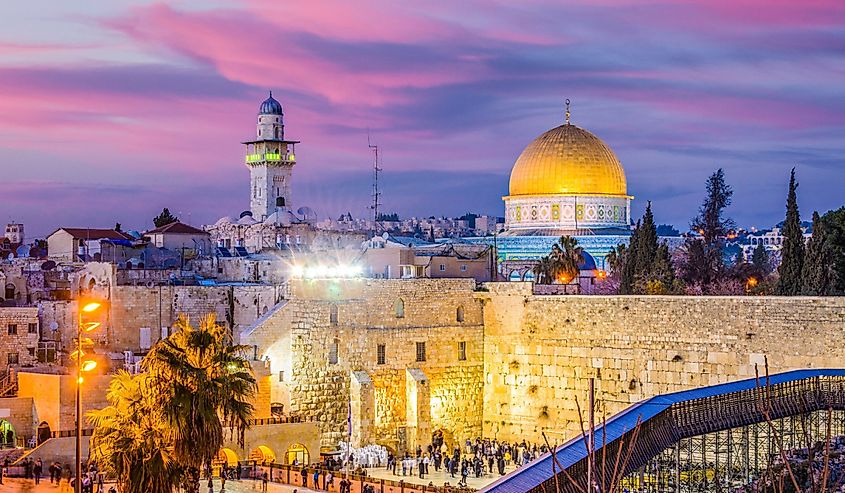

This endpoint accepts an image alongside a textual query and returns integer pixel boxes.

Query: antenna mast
[368,132,382,232]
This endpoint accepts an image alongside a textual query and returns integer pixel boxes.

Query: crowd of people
[0,457,114,492]
[381,436,548,487]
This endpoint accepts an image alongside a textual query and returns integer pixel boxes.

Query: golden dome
[508,124,627,197]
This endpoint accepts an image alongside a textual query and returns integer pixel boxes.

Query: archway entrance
[0,420,15,448]
[216,448,239,467]
[250,445,276,464]
[284,443,309,465]
[37,421,51,445]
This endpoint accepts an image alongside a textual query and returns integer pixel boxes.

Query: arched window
[330,305,338,325]
[394,298,405,318]
[456,305,465,323]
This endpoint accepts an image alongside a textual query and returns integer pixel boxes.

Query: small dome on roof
[578,251,598,271]
[259,91,283,115]
[237,215,258,226]
[214,217,234,226]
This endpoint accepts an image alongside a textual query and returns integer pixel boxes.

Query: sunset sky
[2,0,844,238]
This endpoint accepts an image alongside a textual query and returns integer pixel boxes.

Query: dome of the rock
[508,124,627,197]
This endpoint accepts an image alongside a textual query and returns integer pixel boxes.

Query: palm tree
[88,372,182,493]
[143,314,257,493]
[555,235,584,283]
[533,236,585,284]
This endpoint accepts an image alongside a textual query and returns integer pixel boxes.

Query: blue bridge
[482,369,845,493]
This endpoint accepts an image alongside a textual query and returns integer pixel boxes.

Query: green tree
[88,372,182,493]
[777,168,804,295]
[802,211,834,295]
[633,202,658,277]
[751,243,770,276]
[533,236,583,284]
[143,315,257,493]
[681,169,734,291]
[820,207,845,294]
[153,208,179,228]
[619,221,640,294]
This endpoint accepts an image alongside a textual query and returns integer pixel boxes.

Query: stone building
[0,307,40,370]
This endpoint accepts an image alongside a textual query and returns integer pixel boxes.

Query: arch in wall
[88,278,96,291]
[394,298,405,318]
[456,305,465,323]
[0,420,15,448]
[250,445,277,464]
[284,443,309,465]
[37,421,52,445]
[216,448,239,467]
[4,283,15,301]
[329,304,338,325]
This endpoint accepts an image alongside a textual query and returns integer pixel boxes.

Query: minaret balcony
[245,153,296,164]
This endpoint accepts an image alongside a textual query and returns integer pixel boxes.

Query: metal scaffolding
[626,410,845,492]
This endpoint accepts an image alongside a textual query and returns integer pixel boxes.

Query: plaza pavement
[0,463,520,493]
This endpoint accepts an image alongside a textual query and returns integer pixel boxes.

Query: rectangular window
[458,341,467,361]
[377,344,386,365]
[415,342,426,362]
[439,264,446,272]
[460,264,468,272]
[328,339,339,365]
[27,347,35,357]
[7,324,17,335]
[28,323,37,334]
[278,370,285,382]
[7,352,18,365]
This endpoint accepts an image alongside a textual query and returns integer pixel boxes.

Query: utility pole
[368,132,381,236]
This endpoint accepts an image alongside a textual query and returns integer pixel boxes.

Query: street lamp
[76,300,104,493]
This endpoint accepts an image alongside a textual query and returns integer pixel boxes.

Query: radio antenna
[367,130,382,233]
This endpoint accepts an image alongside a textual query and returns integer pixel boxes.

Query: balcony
[245,153,295,163]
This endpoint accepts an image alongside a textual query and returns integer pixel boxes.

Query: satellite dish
[382,232,389,240]
[49,322,59,332]
[41,260,57,271]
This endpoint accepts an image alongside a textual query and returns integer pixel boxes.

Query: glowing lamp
[81,360,97,372]
[81,322,101,332]
[82,302,101,313]
[70,349,85,360]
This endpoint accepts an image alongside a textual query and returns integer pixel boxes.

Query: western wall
[480,282,845,442]
[243,279,845,454]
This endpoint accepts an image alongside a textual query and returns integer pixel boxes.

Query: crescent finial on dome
[565,98,571,125]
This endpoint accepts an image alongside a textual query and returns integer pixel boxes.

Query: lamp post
[76,300,102,493]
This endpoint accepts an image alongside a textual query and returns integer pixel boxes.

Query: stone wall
[480,287,845,443]
[242,278,485,452]
[0,307,40,368]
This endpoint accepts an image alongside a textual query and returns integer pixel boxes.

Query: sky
[1,0,844,238]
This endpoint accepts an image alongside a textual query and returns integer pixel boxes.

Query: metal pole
[587,378,594,492]
[76,307,82,493]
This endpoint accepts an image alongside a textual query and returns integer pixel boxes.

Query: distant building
[145,221,211,254]
[4,223,23,245]
[46,228,133,262]
[361,234,494,281]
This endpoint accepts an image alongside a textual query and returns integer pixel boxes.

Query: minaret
[244,91,300,220]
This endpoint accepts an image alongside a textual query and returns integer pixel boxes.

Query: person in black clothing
[34,458,43,484]
[497,456,506,475]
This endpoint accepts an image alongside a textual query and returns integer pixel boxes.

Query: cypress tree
[777,168,804,295]
[619,221,640,294]
[751,243,770,276]
[634,202,659,277]
[802,211,833,295]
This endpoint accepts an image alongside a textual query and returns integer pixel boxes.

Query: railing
[246,153,295,163]
[50,429,95,439]
[224,463,474,493]
[246,415,315,426]
[0,370,17,397]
